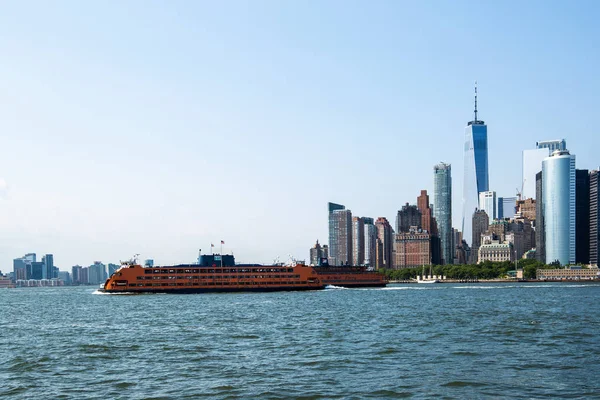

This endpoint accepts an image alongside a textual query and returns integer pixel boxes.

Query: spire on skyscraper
[474,81,478,122]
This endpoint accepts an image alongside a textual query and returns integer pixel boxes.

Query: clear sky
[1,1,599,271]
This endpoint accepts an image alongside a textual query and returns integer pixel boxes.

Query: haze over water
[1,283,599,399]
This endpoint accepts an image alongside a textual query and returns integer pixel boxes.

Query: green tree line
[379,259,556,281]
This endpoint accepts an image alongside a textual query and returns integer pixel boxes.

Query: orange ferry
[101,254,324,294]
[313,258,387,288]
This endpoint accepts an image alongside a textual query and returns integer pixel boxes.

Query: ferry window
[144,270,152,274]
[192,269,198,273]
[145,284,152,287]
[287,268,293,272]
[154,270,160,273]
[169,269,175,273]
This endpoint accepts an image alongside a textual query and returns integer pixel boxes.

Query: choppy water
[1,283,600,399]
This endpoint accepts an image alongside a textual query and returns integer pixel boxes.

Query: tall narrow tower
[462,82,489,246]
[434,162,452,264]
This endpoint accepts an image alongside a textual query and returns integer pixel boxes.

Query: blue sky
[1,1,599,270]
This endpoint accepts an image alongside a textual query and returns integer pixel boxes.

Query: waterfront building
[352,217,365,265]
[396,204,421,233]
[510,217,535,259]
[478,240,514,264]
[522,148,550,199]
[328,202,345,265]
[462,83,489,247]
[479,191,496,223]
[576,169,590,264]
[58,271,71,285]
[331,208,353,266]
[394,227,431,268]
[591,170,600,266]
[535,171,545,263]
[434,162,452,264]
[13,257,29,281]
[543,150,576,265]
[363,218,377,268]
[537,266,600,280]
[309,240,328,266]
[497,197,517,220]
[471,209,489,263]
[29,262,43,280]
[375,217,393,269]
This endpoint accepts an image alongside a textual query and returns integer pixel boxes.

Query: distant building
[394,227,432,268]
[331,209,353,266]
[516,198,536,221]
[497,197,517,220]
[537,139,567,153]
[478,241,514,263]
[309,240,328,266]
[143,260,154,267]
[462,84,489,248]
[108,263,120,276]
[433,162,452,265]
[41,254,54,280]
[363,218,377,268]
[576,169,590,264]
[58,271,71,285]
[88,262,107,285]
[543,150,576,265]
[80,267,89,285]
[72,265,83,284]
[591,170,600,266]
[328,202,346,266]
[375,217,393,269]
[471,209,489,264]
[479,191,497,223]
[417,190,441,265]
[396,203,421,233]
[535,171,545,263]
[352,217,365,265]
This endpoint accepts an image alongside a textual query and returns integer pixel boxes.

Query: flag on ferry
[221,240,225,244]
[211,243,214,247]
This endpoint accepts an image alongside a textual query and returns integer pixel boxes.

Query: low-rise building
[537,267,600,280]
[478,240,514,263]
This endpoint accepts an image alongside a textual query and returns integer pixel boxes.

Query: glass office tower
[434,163,452,264]
[462,85,489,246]
[542,150,576,265]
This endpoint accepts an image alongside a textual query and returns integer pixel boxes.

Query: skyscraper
[375,217,393,269]
[462,83,489,247]
[535,172,545,263]
[478,191,496,223]
[471,209,489,264]
[328,202,345,265]
[434,163,452,265]
[590,170,599,266]
[575,169,590,264]
[352,217,365,266]
[396,203,421,233]
[543,150,576,265]
[331,209,353,266]
[309,240,328,266]
[497,197,517,220]
[363,218,377,268]
[42,254,54,280]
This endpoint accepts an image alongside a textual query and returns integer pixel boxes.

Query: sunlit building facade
[543,150,576,265]
[434,162,452,264]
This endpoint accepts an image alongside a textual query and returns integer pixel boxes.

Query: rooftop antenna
[474,81,478,122]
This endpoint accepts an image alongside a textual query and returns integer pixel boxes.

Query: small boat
[417,265,439,284]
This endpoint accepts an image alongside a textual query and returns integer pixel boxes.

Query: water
[1,283,599,399]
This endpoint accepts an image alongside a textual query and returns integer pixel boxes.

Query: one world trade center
[462,83,489,247]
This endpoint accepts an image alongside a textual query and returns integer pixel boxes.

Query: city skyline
[1,2,599,269]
